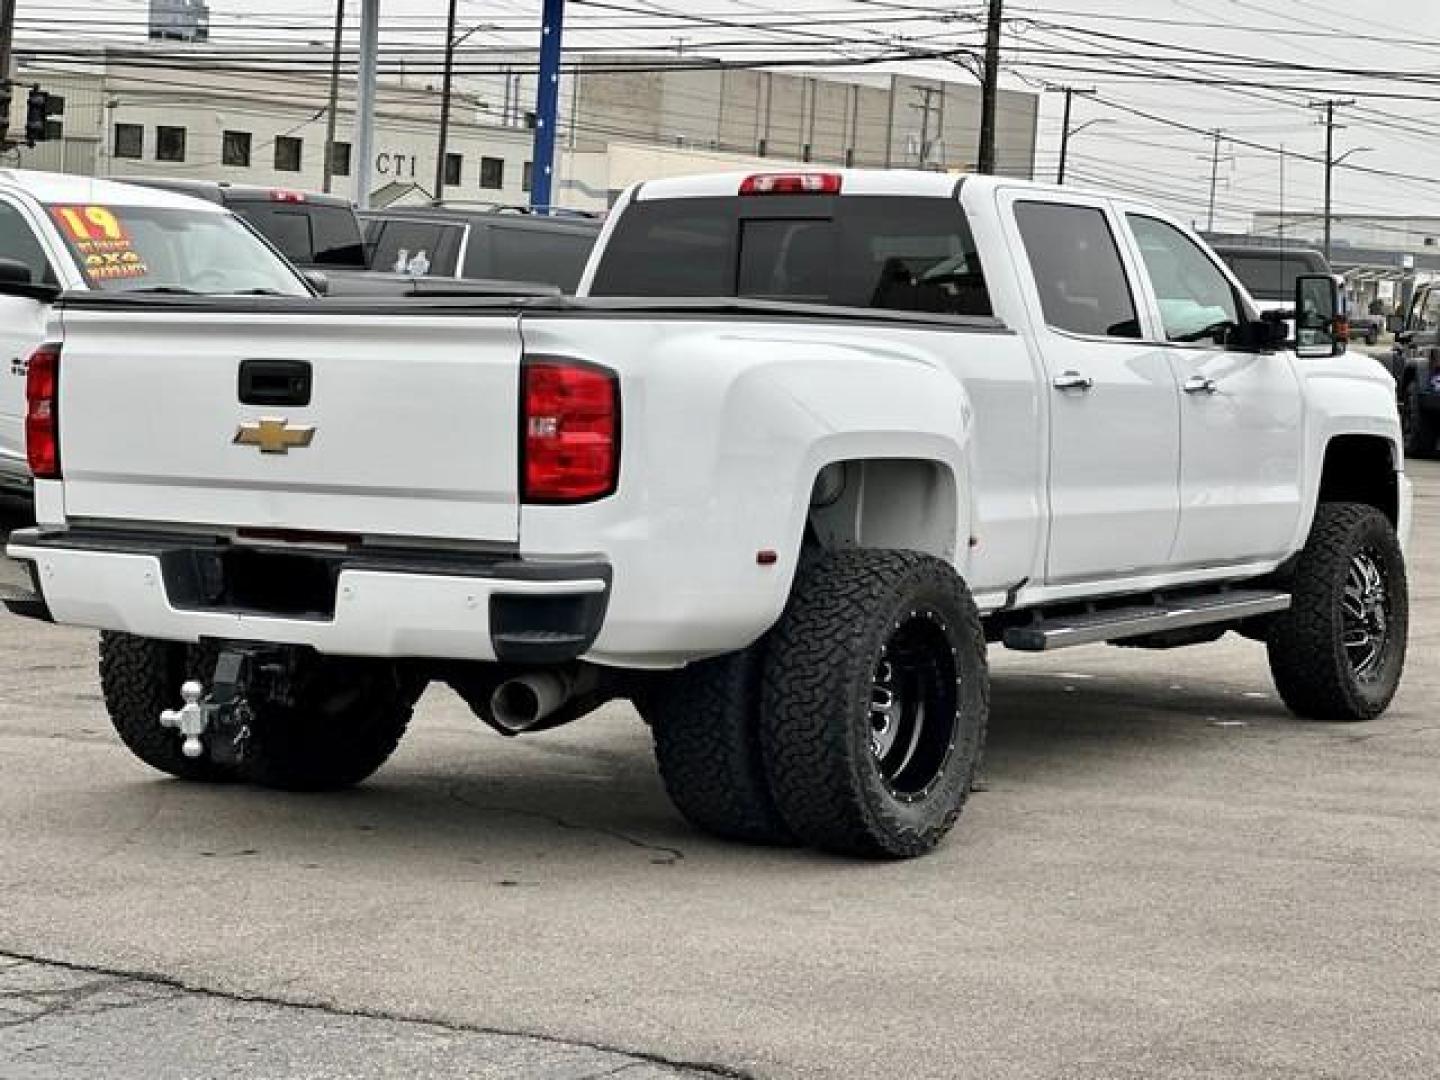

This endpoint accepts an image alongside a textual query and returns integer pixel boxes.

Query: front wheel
[760,550,988,859]
[1267,502,1408,722]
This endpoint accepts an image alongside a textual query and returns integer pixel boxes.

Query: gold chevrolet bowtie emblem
[233,418,316,455]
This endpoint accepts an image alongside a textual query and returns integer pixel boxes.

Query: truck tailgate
[54,306,522,543]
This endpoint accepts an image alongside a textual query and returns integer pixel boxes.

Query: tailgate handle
[239,359,312,407]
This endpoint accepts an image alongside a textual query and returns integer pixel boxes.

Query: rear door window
[368,219,465,276]
[592,195,991,317]
[1014,201,1141,339]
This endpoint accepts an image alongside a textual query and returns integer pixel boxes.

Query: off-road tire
[647,645,795,846]
[98,631,236,782]
[760,549,988,859]
[1267,502,1408,722]
[1400,378,1439,458]
[240,658,417,791]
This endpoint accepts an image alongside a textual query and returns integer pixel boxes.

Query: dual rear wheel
[648,549,989,859]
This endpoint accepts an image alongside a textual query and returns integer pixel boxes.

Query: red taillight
[522,358,618,503]
[25,343,60,480]
[270,189,307,203]
[739,172,842,196]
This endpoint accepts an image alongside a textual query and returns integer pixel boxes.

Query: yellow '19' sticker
[49,205,151,281]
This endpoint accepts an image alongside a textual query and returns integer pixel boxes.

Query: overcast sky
[14,0,1439,232]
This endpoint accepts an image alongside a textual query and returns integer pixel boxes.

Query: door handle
[1052,370,1094,391]
[1183,375,1218,395]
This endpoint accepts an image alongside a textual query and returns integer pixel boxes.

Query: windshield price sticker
[49,205,151,281]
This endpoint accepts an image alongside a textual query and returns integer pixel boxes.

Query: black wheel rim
[1341,548,1391,683]
[868,609,960,801]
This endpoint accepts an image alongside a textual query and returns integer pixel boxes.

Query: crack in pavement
[0,949,749,1078]
[443,781,687,866]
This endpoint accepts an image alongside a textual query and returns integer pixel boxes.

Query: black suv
[360,205,602,293]
[114,179,368,271]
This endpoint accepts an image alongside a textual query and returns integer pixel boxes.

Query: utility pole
[353,0,379,209]
[321,0,344,194]
[910,85,941,169]
[530,0,565,212]
[976,0,1003,174]
[433,0,458,202]
[0,0,16,149]
[1051,84,1095,184]
[1316,98,1354,262]
[1206,128,1223,233]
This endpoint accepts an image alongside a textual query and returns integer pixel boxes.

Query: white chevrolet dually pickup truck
[4,169,1411,859]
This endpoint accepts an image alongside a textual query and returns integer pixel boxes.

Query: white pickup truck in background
[5,169,1411,859]
[0,169,314,498]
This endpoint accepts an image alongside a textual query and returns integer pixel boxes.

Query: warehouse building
[4,42,1039,210]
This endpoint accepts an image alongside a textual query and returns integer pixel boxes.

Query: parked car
[118,179,566,299]
[5,169,1410,859]
[0,167,312,498]
[1210,244,1332,317]
[359,204,601,293]
[1382,282,1440,457]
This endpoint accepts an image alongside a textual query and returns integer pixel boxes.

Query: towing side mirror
[1295,273,1344,358]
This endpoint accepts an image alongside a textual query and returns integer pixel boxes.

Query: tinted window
[485,225,599,292]
[370,219,465,276]
[590,208,731,295]
[1219,250,1327,301]
[234,203,366,269]
[1128,215,1238,343]
[0,201,56,285]
[592,195,991,317]
[1015,201,1139,338]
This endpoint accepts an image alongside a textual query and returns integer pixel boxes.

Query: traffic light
[24,86,62,147]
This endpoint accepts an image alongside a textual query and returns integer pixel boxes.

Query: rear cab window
[367,218,465,276]
[590,194,992,318]
[230,200,367,269]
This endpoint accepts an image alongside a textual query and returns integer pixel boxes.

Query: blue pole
[530,0,565,212]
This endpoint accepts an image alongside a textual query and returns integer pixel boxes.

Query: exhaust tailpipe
[488,671,573,734]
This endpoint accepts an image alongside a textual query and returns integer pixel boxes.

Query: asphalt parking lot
[1,463,1436,1079]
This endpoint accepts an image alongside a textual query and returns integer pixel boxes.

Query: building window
[523,111,537,129]
[522,161,534,193]
[156,126,187,162]
[444,152,463,187]
[222,130,251,167]
[479,156,504,190]
[274,136,302,172]
[329,141,351,177]
[113,123,143,160]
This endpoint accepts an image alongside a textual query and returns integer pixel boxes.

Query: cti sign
[374,152,420,179]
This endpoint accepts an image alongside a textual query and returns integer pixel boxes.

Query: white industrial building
[3,41,1039,210]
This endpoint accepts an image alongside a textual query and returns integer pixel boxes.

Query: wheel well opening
[1318,435,1398,525]
[806,459,959,560]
